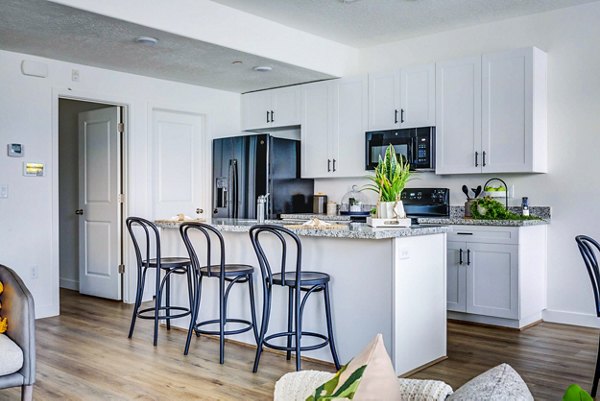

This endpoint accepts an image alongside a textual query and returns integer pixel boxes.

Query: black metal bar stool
[576,235,600,397]
[126,217,194,346]
[249,224,340,372]
[179,222,258,363]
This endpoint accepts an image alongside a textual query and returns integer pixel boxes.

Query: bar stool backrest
[126,217,161,270]
[180,222,225,279]
[576,235,600,317]
[249,225,302,287]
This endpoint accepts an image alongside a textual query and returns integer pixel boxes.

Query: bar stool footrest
[194,318,254,336]
[263,331,330,352]
[137,306,192,320]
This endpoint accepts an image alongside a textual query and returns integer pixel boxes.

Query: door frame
[52,88,131,310]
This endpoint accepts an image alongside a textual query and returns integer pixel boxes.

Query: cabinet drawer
[447,225,519,245]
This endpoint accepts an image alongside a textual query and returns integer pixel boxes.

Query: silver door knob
[196,208,204,214]
[75,209,84,215]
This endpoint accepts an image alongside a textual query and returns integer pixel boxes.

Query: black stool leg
[219,276,225,364]
[248,275,259,343]
[324,283,341,370]
[165,272,171,330]
[592,333,600,397]
[184,271,201,355]
[128,267,145,339]
[253,284,272,373]
[295,286,302,371]
[153,268,161,346]
[286,287,294,361]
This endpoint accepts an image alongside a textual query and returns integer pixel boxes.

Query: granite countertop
[155,218,449,240]
[281,205,551,227]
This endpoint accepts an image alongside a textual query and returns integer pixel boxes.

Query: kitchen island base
[157,221,447,376]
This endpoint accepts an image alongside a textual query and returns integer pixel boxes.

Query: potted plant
[365,144,411,219]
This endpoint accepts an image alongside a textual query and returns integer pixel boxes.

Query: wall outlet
[31,265,39,280]
[398,248,410,260]
[0,184,7,199]
[71,69,80,82]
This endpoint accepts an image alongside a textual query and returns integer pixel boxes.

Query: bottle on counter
[327,201,337,216]
[521,197,530,216]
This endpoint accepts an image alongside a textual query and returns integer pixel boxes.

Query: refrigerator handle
[231,159,239,218]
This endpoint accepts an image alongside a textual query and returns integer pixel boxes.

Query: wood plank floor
[0,289,598,400]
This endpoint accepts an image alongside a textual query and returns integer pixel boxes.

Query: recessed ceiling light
[338,0,361,3]
[253,66,273,72]
[232,60,243,65]
[134,36,159,46]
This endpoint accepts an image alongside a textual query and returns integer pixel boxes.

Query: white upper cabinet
[482,47,547,173]
[241,86,302,130]
[436,47,547,175]
[302,76,368,178]
[400,64,436,128]
[368,64,435,131]
[436,56,482,175]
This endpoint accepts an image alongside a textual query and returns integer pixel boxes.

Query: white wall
[0,49,240,318]
[58,99,112,291]
[315,2,600,327]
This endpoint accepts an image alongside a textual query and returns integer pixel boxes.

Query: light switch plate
[0,184,8,199]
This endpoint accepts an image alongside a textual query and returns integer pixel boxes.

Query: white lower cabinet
[446,225,546,328]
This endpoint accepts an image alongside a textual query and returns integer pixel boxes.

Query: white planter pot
[377,201,406,219]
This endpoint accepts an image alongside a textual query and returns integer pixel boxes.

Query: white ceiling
[0,0,334,93]
[211,0,599,47]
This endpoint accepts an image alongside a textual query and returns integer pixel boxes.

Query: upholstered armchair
[0,264,35,401]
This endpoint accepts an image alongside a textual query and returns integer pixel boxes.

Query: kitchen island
[155,218,449,375]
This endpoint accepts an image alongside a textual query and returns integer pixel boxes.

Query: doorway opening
[58,98,126,301]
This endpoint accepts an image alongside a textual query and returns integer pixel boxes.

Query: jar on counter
[327,201,337,216]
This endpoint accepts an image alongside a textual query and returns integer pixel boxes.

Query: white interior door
[78,107,122,300]
[152,109,205,219]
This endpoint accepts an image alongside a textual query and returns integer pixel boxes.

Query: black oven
[366,127,435,171]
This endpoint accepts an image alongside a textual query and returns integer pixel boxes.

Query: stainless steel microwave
[365,127,435,171]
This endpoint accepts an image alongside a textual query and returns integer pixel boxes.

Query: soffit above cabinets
[211,0,598,47]
[0,0,334,93]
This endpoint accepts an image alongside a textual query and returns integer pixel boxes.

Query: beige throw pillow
[335,333,402,401]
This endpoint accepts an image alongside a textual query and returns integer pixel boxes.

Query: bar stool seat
[146,257,191,268]
[200,264,254,278]
[272,271,330,287]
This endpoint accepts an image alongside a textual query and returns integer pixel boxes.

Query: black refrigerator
[212,134,314,219]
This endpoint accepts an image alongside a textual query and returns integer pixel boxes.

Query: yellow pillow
[0,281,7,333]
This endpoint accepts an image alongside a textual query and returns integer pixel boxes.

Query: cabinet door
[241,90,271,130]
[368,71,400,131]
[301,81,332,178]
[400,64,435,128]
[447,242,467,312]
[333,76,368,177]
[482,48,532,173]
[271,86,302,128]
[466,243,518,319]
[435,57,482,175]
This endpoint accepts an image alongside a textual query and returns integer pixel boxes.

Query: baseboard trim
[60,277,79,291]
[543,309,600,329]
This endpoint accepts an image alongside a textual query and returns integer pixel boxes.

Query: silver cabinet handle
[459,248,463,265]
[332,159,336,172]
[196,208,204,214]
[75,209,84,215]
[327,159,331,172]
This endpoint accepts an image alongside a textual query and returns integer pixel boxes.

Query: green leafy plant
[470,197,540,221]
[563,384,593,401]
[306,363,367,401]
[365,144,411,202]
